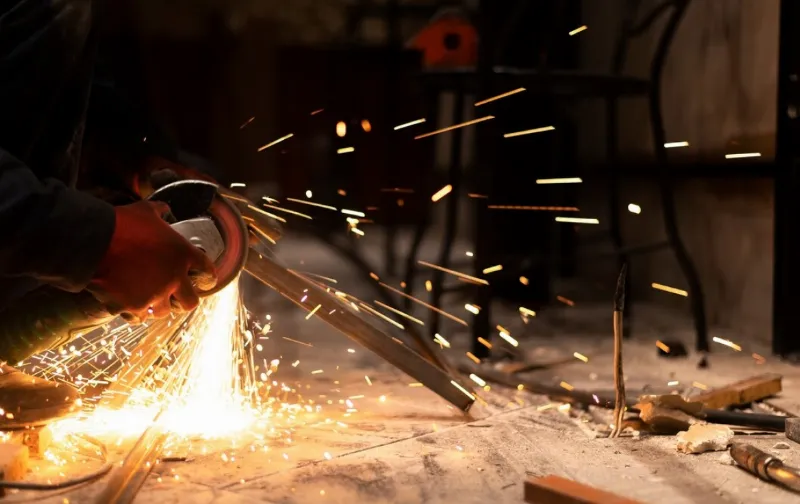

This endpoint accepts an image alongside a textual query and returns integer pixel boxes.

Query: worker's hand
[88,201,218,323]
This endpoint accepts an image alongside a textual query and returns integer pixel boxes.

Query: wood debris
[525,475,644,504]
[691,373,782,409]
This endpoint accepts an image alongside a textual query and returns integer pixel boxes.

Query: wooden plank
[691,374,782,409]
[524,475,644,504]
[0,444,28,497]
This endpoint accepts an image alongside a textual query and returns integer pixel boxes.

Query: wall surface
[577,0,779,344]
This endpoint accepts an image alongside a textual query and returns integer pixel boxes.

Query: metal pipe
[731,443,800,493]
[245,253,475,412]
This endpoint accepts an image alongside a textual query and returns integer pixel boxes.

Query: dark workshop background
[105,1,778,347]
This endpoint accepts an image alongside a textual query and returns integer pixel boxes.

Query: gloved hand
[88,200,218,323]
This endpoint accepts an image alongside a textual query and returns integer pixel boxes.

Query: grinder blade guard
[147,180,249,294]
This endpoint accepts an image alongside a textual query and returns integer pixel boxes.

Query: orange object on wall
[408,13,478,68]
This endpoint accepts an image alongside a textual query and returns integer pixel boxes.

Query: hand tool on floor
[10,180,474,413]
[731,443,800,493]
[462,363,788,431]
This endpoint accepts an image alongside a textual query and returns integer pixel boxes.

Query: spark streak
[414,116,495,140]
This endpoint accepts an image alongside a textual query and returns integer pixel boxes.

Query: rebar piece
[610,263,628,438]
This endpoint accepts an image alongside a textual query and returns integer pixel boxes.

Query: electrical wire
[0,433,113,491]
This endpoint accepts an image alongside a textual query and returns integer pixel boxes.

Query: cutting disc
[202,194,249,294]
[148,180,249,295]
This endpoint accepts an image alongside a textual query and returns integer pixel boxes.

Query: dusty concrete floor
[6,234,800,503]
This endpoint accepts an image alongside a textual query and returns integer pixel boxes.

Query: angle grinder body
[0,181,255,364]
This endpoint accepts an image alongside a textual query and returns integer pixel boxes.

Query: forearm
[0,150,115,292]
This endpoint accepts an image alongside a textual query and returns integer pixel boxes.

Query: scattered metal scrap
[690,373,783,409]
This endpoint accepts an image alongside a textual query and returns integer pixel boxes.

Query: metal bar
[245,253,475,412]
[94,411,168,504]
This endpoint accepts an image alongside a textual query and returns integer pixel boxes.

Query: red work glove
[88,201,218,323]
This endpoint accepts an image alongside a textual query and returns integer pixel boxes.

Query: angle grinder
[0,180,278,364]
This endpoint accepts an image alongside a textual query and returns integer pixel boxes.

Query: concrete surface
[2,235,799,504]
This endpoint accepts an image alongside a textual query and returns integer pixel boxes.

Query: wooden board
[0,444,28,497]
[525,475,644,504]
[692,374,782,409]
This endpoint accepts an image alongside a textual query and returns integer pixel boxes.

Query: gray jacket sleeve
[0,149,116,292]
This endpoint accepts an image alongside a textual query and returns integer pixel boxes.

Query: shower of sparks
[414,116,495,140]
[469,374,487,387]
[725,152,761,159]
[557,296,575,307]
[569,25,588,36]
[498,329,519,347]
[450,381,476,401]
[474,88,526,106]
[434,334,451,348]
[262,203,313,220]
[247,205,288,223]
[374,301,425,325]
[432,185,453,202]
[305,304,322,320]
[286,198,337,211]
[665,141,689,148]
[628,203,642,214]
[376,283,468,325]
[555,217,599,224]
[282,336,314,347]
[417,260,489,285]
[394,118,426,130]
[651,282,688,296]
[536,177,582,184]
[482,264,503,274]
[337,147,355,154]
[712,337,742,352]
[258,133,294,151]
[504,126,554,138]
[488,205,579,211]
